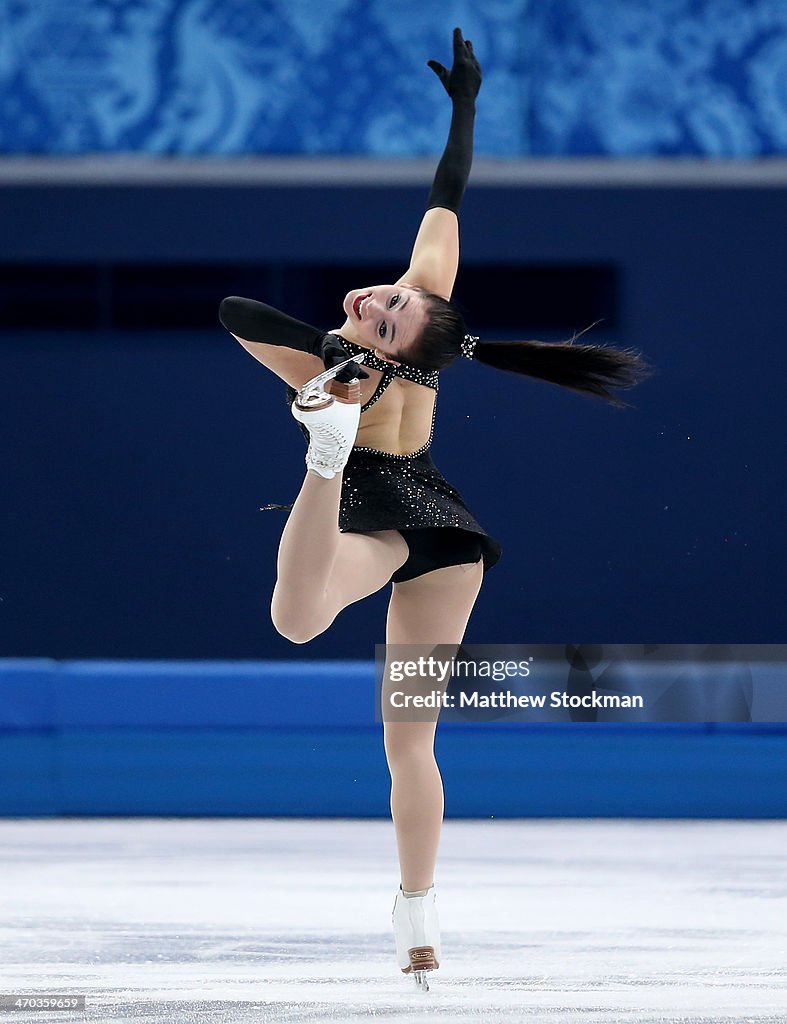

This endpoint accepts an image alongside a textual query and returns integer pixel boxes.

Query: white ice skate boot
[291,354,366,480]
[392,885,441,990]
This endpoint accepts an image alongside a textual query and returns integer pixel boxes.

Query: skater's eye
[388,294,400,309]
[378,321,387,339]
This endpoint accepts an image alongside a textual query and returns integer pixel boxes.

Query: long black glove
[219,295,368,382]
[425,27,482,214]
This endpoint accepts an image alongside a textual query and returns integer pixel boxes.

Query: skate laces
[296,400,360,477]
[307,421,350,470]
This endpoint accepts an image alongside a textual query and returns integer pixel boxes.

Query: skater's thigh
[382,560,484,747]
[325,530,409,610]
[386,559,484,645]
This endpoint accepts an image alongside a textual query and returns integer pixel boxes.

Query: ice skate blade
[412,969,430,992]
[295,353,366,410]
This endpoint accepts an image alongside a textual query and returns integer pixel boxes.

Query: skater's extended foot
[392,886,440,988]
[291,355,365,479]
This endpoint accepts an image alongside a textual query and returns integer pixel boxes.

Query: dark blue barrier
[2,176,786,659]
[1,660,784,818]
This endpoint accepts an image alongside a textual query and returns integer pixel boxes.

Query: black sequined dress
[284,337,501,578]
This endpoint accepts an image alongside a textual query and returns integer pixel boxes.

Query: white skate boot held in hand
[392,885,441,991]
[290,353,366,480]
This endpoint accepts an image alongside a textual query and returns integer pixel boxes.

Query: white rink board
[0,818,785,1023]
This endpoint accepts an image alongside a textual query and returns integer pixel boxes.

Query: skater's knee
[384,725,438,765]
[273,619,315,645]
[270,594,330,645]
[270,606,317,644]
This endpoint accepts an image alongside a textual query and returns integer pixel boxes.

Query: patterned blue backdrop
[2,0,787,156]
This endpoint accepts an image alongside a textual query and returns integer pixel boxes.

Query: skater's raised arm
[397,208,459,302]
[396,27,481,301]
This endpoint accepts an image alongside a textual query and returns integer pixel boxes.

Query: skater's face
[343,284,428,362]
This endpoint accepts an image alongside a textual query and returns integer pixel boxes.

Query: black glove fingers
[322,335,370,380]
[427,59,449,89]
[466,44,481,78]
[334,360,368,384]
[429,29,481,99]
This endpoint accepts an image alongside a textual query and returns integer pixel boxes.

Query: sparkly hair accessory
[461,334,479,360]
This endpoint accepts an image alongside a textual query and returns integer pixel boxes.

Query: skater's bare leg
[385,718,442,893]
[271,469,407,643]
[383,559,484,891]
[269,357,409,643]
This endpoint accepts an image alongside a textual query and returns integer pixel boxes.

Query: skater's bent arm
[396,207,459,301]
[231,335,324,390]
[220,296,344,390]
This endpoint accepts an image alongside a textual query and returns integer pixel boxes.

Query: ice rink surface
[0,818,785,1024]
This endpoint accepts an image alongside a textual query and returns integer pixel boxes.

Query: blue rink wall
[1,660,785,819]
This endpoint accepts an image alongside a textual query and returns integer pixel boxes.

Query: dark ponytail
[409,293,653,408]
[472,334,652,409]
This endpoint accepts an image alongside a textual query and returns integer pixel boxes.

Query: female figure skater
[219,28,649,989]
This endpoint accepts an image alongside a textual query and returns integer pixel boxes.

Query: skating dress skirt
[284,338,501,576]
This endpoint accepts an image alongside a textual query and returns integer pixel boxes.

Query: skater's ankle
[305,467,343,481]
[401,884,433,898]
